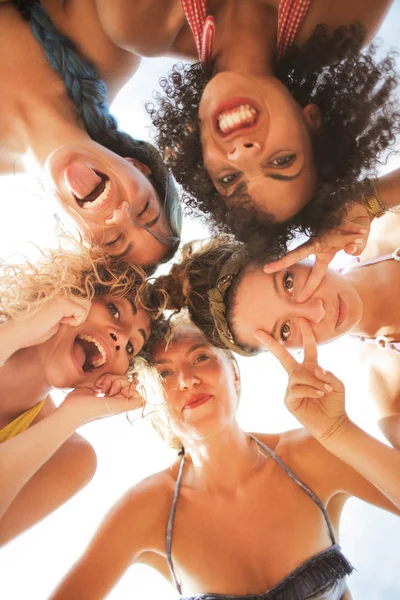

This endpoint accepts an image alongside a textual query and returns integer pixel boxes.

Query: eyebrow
[154,342,208,365]
[139,328,148,345]
[111,242,134,260]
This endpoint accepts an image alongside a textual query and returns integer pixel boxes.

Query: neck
[183,422,262,491]
[212,2,276,76]
[0,346,51,415]
[343,270,375,337]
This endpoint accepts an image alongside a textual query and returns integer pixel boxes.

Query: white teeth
[77,334,107,368]
[81,179,112,211]
[217,104,257,134]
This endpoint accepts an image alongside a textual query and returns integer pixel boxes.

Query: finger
[314,367,343,390]
[290,370,328,392]
[288,385,325,399]
[254,330,297,374]
[343,237,367,257]
[296,262,328,303]
[298,319,318,365]
[263,244,312,273]
[338,220,369,235]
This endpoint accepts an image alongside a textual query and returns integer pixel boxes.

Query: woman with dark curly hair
[0,1,182,271]
[0,241,162,545]
[148,0,399,259]
[154,192,400,449]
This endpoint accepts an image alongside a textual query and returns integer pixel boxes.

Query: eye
[108,302,120,320]
[283,272,294,294]
[126,341,134,357]
[194,354,210,364]
[280,322,291,342]
[159,370,173,379]
[217,173,240,186]
[106,233,123,247]
[270,154,296,168]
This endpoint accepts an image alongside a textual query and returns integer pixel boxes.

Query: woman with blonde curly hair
[0,242,160,546]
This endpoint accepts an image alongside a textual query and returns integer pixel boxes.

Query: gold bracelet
[362,178,386,219]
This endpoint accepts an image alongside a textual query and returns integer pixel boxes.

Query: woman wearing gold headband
[0,244,158,545]
[155,192,400,449]
[51,317,400,599]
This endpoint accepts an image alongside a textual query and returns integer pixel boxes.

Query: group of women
[1,1,400,598]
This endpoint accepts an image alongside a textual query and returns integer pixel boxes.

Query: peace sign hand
[255,319,349,443]
[263,215,369,303]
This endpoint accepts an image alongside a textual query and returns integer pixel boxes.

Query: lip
[212,97,260,138]
[335,296,347,329]
[71,330,112,375]
[183,394,212,410]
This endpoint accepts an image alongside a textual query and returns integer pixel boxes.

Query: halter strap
[180,0,215,64]
[277,0,312,61]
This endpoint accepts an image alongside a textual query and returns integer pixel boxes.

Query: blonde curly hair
[0,237,164,324]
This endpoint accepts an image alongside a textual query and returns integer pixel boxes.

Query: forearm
[0,406,84,520]
[323,419,400,508]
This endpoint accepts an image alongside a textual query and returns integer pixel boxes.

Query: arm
[0,375,143,538]
[374,167,400,210]
[50,479,169,600]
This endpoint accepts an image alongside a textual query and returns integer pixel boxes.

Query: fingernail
[355,238,364,244]
[324,384,333,392]
[317,390,325,396]
[350,245,357,255]
[315,368,327,376]
[360,229,368,235]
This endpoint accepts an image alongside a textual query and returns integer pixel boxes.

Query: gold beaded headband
[207,252,256,357]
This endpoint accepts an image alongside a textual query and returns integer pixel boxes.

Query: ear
[302,104,323,134]
[124,157,152,177]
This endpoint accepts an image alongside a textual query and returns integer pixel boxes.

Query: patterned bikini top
[343,248,400,353]
[180,0,312,63]
[166,434,353,600]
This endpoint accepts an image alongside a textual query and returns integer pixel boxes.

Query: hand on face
[12,296,91,351]
[263,215,369,302]
[255,319,349,443]
[61,373,145,424]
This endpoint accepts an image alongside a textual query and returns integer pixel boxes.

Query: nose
[297,297,326,324]
[178,367,201,391]
[105,201,131,226]
[227,141,261,161]
[109,328,128,352]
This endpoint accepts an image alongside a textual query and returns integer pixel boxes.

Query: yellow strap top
[0,399,46,444]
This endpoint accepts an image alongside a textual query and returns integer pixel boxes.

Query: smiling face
[39,295,151,389]
[231,262,363,351]
[44,144,172,267]
[198,73,320,222]
[151,325,240,444]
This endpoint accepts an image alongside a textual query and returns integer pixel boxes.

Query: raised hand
[255,319,349,443]
[61,374,145,425]
[10,296,91,350]
[263,205,370,302]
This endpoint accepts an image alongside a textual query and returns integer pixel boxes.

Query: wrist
[56,400,89,431]
[361,178,386,220]
[317,415,354,451]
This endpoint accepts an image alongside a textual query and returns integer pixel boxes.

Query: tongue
[64,163,102,200]
[73,339,86,368]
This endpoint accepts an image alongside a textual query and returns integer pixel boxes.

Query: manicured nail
[324,384,333,392]
[350,245,357,255]
[360,229,368,235]
[315,367,327,376]
[355,238,364,244]
[317,390,325,396]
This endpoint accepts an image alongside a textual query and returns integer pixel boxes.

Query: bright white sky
[1,4,400,599]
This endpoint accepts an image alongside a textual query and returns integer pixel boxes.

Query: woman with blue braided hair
[0,1,182,271]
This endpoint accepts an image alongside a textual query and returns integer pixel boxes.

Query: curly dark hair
[148,23,400,261]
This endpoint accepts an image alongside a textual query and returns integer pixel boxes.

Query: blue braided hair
[12,1,182,270]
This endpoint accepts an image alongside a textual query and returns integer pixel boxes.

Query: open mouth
[215,103,258,135]
[335,296,347,329]
[64,163,112,211]
[73,334,108,372]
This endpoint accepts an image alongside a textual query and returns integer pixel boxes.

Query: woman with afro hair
[148,0,400,262]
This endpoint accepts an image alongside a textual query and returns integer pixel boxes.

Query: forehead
[152,326,208,362]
